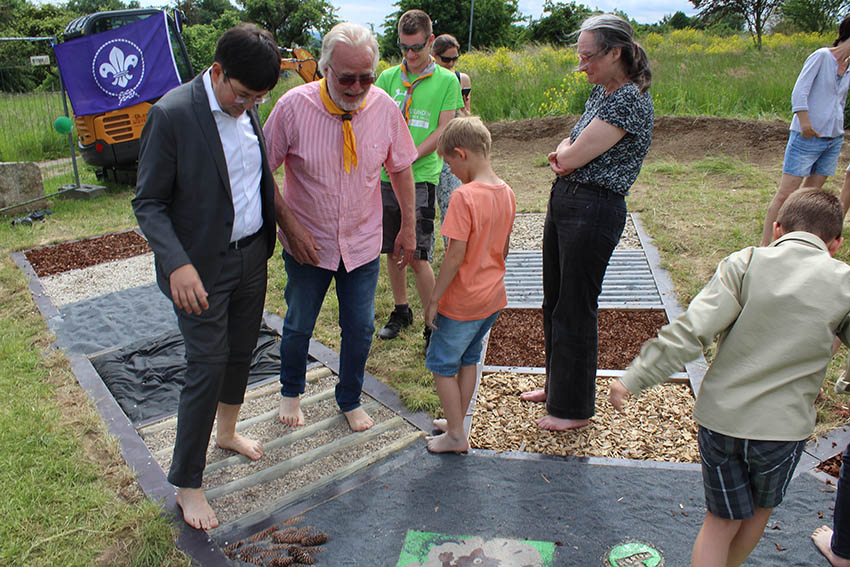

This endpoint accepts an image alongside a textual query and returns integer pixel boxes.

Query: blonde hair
[437,116,491,158]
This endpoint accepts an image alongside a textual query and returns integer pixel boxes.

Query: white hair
[319,22,379,76]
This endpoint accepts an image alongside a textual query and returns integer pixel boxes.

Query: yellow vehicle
[62,9,319,185]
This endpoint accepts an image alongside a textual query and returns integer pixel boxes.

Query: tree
[379,0,522,57]
[524,0,591,44]
[690,0,782,48]
[65,0,133,15]
[780,0,850,33]
[666,11,694,29]
[240,0,337,48]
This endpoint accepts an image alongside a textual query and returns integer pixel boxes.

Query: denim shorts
[425,311,500,376]
[698,426,805,520]
[782,130,843,177]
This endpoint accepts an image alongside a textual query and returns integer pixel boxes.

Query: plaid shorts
[698,426,805,520]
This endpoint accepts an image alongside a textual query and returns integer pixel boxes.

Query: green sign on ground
[607,542,663,567]
[397,530,556,566]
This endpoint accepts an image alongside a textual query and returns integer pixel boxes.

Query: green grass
[0,166,188,567]
[0,91,69,163]
[0,30,835,161]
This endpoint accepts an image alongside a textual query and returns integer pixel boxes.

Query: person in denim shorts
[610,189,850,566]
[760,15,850,246]
[424,116,515,454]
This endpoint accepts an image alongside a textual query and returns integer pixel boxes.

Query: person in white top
[760,15,850,246]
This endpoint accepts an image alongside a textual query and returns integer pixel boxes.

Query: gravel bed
[510,213,641,251]
[469,373,698,462]
[211,424,417,525]
[145,373,344,466]
[202,403,399,490]
[40,253,156,307]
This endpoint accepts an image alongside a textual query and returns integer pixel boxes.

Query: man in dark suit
[132,24,281,531]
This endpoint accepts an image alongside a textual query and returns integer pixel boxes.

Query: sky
[334,0,700,33]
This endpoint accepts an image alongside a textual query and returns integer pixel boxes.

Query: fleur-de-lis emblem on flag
[99,46,138,88]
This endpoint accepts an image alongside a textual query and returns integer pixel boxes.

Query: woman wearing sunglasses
[432,34,471,114]
[432,34,471,244]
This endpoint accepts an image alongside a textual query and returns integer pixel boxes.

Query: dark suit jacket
[132,73,276,297]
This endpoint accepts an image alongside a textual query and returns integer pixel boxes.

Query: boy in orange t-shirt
[424,116,516,453]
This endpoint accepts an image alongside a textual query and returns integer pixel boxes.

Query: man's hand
[278,218,320,266]
[393,222,415,269]
[169,264,209,315]
[608,379,631,412]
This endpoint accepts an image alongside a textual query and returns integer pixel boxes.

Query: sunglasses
[398,41,428,53]
[329,64,377,87]
[438,54,459,63]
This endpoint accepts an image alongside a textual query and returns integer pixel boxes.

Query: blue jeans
[541,178,626,420]
[279,252,380,412]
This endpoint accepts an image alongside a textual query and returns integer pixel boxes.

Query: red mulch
[484,308,669,370]
[25,230,150,277]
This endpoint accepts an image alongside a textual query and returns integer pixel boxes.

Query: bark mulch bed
[485,308,669,370]
[818,453,842,478]
[469,372,699,462]
[24,230,150,277]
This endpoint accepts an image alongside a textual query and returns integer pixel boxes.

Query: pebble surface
[510,213,641,251]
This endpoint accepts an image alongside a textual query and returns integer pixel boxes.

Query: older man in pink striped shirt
[264,22,417,432]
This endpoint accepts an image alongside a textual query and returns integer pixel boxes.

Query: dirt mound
[488,115,793,165]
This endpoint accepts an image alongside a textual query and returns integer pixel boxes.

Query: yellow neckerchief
[400,56,436,123]
[318,78,366,174]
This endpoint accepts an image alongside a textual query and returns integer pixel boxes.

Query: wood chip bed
[469,372,700,462]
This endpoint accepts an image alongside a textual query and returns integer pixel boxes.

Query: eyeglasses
[328,64,377,87]
[224,73,269,105]
[398,40,428,53]
[576,48,606,64]
[438,54,459,63]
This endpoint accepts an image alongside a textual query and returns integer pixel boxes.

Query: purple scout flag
[54,11,181,116]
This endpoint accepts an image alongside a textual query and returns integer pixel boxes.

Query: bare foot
[215,433,263,460]
[520,388,547,402]
[176,487,218,530]
[426,432,469,454]
[279,396,305,426]
[537,414,590,431]
[432,418,448,432]
[344,406,374,431]
[813,525,850,567]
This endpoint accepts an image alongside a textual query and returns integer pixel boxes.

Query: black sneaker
[377,308,413,339]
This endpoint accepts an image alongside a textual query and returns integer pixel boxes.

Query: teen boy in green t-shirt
[375,9,463,345]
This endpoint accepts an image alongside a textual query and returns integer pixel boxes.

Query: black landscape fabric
[92,324,281,424]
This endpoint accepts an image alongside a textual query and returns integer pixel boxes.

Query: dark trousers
[541,178,626,419]
[833,442,850,559]
[167,235,268,489]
